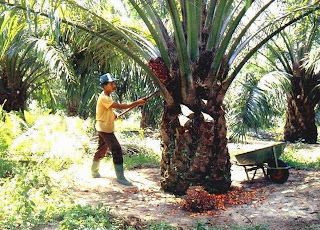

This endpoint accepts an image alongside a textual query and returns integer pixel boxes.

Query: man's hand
[111,99,145,110]
[116,98,147,119]
[135,98,146,106]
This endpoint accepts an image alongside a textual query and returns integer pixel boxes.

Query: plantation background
[1,0,320,229]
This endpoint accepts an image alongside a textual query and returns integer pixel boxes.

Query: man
[91,73,146,186]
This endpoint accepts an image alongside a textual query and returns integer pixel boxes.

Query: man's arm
[110,99,146,110]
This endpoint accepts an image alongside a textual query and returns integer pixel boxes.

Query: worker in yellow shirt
[91,73,146,186]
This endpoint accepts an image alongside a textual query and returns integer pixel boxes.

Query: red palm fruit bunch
[148,57,170,85]
[183,186,266,212]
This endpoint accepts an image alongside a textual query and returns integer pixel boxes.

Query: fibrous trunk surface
[284,70,318,144]
[159,93,231,195]
[284,95,317,143]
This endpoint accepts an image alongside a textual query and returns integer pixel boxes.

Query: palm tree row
[0,2,156,118]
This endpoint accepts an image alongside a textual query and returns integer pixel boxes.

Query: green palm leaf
[228,71,291,141]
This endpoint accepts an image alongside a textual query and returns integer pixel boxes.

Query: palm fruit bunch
[148,57,169,85]
[183,186,215,212]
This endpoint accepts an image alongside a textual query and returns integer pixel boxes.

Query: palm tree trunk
[160,91,231,195]
[0,92,26,111]
[284,68,318,144]
[0,73,26,111]
[284,95,317,143]
[67,98,78,116]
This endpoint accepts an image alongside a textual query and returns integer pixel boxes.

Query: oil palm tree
[227,16,320,144]
[256,18,320,143]
[0,36,77,112]
[1,0,320,194]
[0,11,75,112]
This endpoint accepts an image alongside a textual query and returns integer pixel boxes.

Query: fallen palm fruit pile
[182,185,268,212]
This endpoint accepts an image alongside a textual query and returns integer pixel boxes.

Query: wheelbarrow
[234,142,290,184]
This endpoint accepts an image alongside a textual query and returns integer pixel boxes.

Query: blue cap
[99,73,117,84]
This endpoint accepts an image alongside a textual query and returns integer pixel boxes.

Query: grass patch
[123,152,160,169]
[104,144,160,170]
[307,224,320,230]
[0,158,16,178]
[123,143,160,169]
[56,204,134,230]
[0,164,73,229]
[280,144,320,170]
[0,107,97,229]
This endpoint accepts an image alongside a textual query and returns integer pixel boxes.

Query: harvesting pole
[117,90,160,119]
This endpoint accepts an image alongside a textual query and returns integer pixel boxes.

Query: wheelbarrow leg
[243,166,252,183]
[242,164,267,183]
[252,164,267,180]
[251,167,258,181]
[261,165,267,178]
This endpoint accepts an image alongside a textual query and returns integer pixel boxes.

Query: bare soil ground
[67,142,320,230]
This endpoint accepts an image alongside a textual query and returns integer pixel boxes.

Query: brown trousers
[93,132,123,164]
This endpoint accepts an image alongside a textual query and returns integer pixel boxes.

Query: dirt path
[68,161,319,230]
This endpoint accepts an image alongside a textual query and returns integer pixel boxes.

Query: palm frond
[0,11,26,58]
[206,0,231,51]
[228,76,269,140]
[165,0,193,99]
[228,71,291,140]
[227,3,320,87]
[128,0,171,66]
[263,39,292,74]
[303,47,320,75]
[0,1,175,105]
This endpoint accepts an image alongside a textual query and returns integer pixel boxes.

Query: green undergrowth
[0,107,161,229]
[280,144,320,170]
[55,204,135,230]
[123,152,160,169]
[0,106,97,229]
[104,142,160,170]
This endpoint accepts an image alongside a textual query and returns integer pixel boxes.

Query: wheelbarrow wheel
[267,159,289,184]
